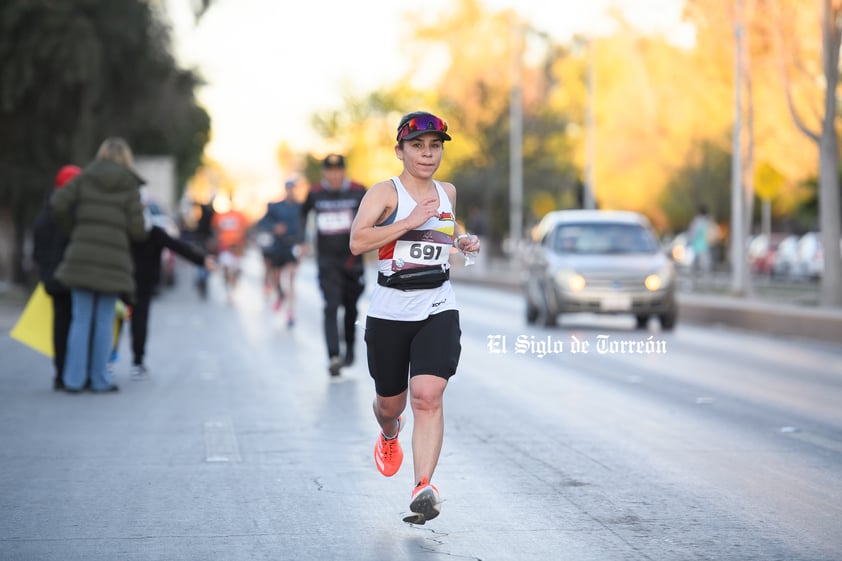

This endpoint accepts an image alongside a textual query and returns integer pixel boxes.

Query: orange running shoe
[402,477,441,525]
[373,416,403,477]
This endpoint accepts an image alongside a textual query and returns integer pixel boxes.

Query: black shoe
[53,377,64,391]
[91,384,119,393]
[343,349,355,367]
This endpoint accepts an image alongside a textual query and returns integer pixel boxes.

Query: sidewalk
[449,257,842,345]
[0,285,29,332]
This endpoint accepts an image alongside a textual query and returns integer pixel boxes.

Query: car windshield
[550,223,658,255]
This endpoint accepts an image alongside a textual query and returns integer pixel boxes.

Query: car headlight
[645,264,675,292]
[644,274,663,291]
[555,270,586,292]
[671,245,685,262]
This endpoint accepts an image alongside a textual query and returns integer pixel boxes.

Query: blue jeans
[63,289,118,391]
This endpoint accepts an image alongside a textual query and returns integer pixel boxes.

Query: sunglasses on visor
[396,115,449,142]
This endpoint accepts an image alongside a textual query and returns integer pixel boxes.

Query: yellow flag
[10,283,54,358]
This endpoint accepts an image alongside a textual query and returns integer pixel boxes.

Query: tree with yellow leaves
[772,0,842,306]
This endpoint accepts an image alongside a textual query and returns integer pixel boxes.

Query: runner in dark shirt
[300,154,366,376]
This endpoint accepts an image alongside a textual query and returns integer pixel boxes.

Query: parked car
[665,231,694,270]
[771,234,800,279]
[524,210,678,330]
[795,231,842,279]
[748,232,789,276]
[796,232,822,279]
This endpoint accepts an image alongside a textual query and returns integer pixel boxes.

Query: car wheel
[635,314,649,330]
[525,281,541,325]
[538,307,557,327]
[538,284,558,327]
[659,311,677,331]
[526,298,538,325]
[539,309,558,327]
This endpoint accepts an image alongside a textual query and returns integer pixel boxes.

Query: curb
[677,294,842,345]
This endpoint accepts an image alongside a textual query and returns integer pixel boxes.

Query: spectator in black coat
[129,221,215,378]
[32,165,82,390]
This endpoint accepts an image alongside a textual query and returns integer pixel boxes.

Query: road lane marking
[203,419,242,462]
[786,430,842,454]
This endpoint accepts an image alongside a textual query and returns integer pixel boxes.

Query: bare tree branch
[771,0,821,143]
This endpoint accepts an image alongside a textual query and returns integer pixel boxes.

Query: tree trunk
[818,0,842,307]
[11,209,28,285]
[743,0,756,296]
[0,208,14,286]
[818,125,842,306]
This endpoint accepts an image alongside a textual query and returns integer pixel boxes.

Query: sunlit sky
[164,0,689,197]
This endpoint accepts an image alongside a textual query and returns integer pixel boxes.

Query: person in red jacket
[211,195,250,300]
[32,164,82,390]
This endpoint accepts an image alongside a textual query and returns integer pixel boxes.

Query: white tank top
[366,177,458,321]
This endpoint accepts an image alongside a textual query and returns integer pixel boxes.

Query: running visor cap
[396,111,451,142]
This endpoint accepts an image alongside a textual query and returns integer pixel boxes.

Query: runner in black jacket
[300,154,366,376]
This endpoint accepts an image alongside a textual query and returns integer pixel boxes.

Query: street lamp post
[509,20,524,253]
[584,36,596,210]
[730,0,747,294]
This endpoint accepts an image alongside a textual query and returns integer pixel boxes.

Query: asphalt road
[1,250,841,561]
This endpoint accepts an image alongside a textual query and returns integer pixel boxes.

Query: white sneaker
[130,364,149,379]
[328,356,343,377]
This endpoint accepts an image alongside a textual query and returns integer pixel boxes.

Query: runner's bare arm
[349,181,439,255]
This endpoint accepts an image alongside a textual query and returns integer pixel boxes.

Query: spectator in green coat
[51,137,148,393]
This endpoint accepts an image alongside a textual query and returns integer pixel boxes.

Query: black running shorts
[270,242,297,268]
[364,310,462,398]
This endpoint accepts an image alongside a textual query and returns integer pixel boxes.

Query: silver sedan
[524,209,678,329]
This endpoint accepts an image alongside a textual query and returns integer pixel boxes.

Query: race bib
[316,209,353,234]
[392,239,450,267]
[256,232,273,248]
